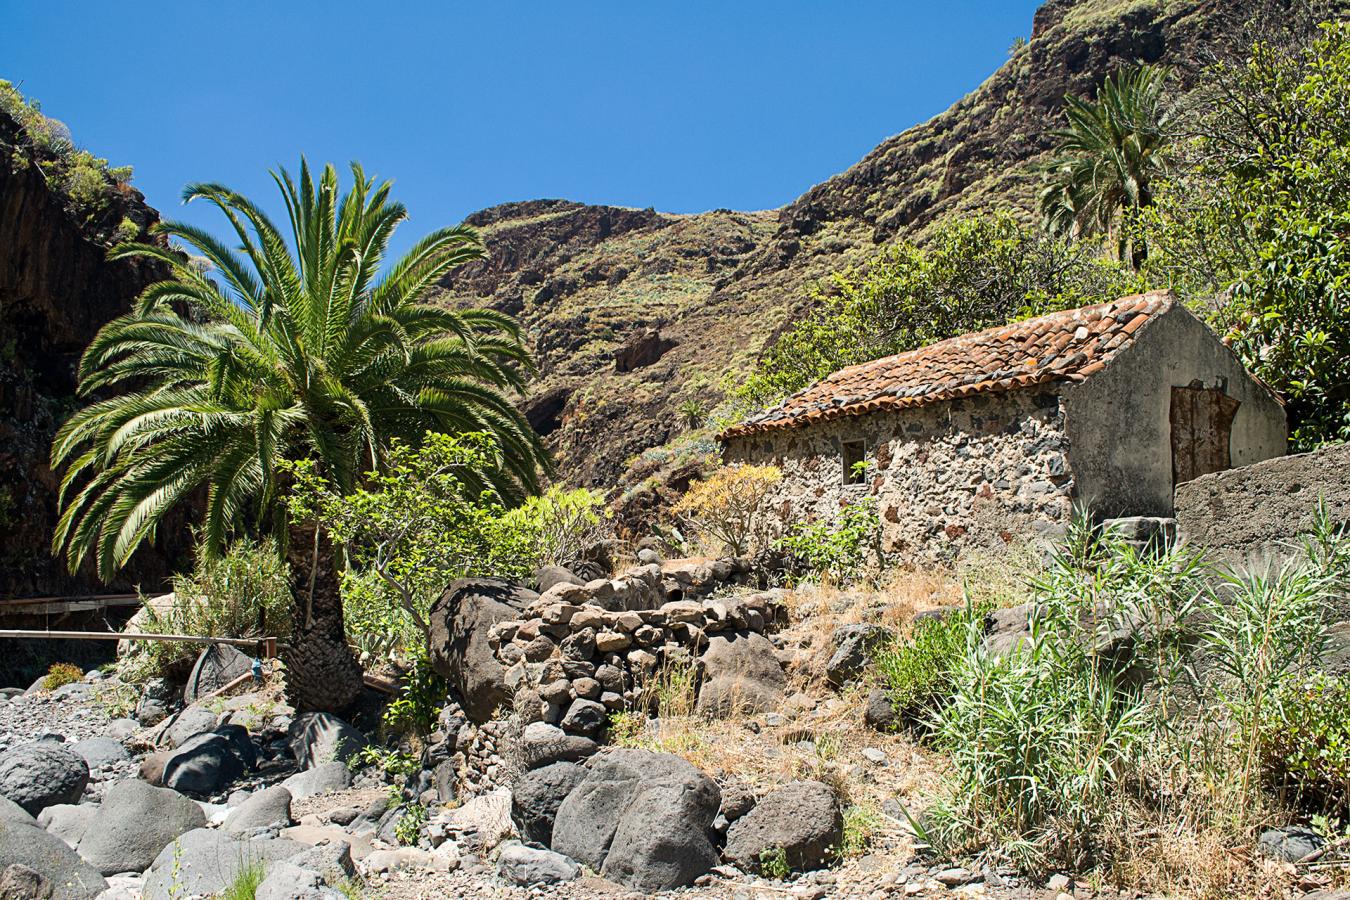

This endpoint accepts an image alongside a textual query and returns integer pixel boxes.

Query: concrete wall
[1061,304,1287,518]
[723,389,1074,563]
[1175,442,1350,570]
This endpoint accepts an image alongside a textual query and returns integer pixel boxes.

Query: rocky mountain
[0,105,188,600]
[434,0,1335,498]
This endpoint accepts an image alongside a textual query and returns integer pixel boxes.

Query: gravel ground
[0,682,115,749]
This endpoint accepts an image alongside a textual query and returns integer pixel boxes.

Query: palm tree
[52,159,549,711]
[1039,64,1172,268]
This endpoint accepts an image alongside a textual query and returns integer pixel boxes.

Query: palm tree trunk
[282,521,364,713]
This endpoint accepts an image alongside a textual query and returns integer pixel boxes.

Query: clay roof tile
[719,292,1176,440]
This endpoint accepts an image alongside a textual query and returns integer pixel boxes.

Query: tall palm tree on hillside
[1039,64,1172,269]
[52,159,549,711]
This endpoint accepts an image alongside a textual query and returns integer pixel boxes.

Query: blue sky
[3,2,1041,258]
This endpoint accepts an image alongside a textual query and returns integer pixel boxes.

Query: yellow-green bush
[671,463,782,556]
[41,662,84,691]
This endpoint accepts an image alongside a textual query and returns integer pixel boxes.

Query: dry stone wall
[487,558,786,741]
[725,388,1075,562]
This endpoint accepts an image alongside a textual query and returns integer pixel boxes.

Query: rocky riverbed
[0,568,1214,900]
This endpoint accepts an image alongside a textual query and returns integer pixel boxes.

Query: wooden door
[1170,383,1240,486]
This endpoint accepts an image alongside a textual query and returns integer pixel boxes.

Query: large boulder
[512,761,586,844]
[0,743,89,815]
[723,780,843,873]
[253,860,332,900]
[287,712,367,769]
[141,828,306,900]
[428,578,538,722]
[223,786,293,836]
[0,796,35,824]
[76,778,206,875]
[280,760,352,799]
[0,819,106,899]
[697,632,787,718]
[535,566,584,594]
[163,705,220,748]
[496,840,580,886]
[162,733,245,795]
[183,644,254,704]
[552,749,720,892]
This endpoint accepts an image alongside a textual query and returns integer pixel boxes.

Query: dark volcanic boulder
[552,748,720,892]
[697,632,786,718]
[76,778,206,875]
[183,644,253,704]
[512,761,587,844]
[162,733,245,795]
[723,780,843,873]
[519,722,599,770]
[429,578,538,722]
[535,565,583,594]
[0,743,89,815]
[286,712,365,769]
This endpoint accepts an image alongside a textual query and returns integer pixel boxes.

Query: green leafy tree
[728,212,1136,413]
[1143,23,1350,448]
[285,432,533,648]
[51,160,548,711]
[1039,64,1173,268]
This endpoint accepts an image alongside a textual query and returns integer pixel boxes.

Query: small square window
[842,439,866,485]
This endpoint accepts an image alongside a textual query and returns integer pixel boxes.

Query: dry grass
[631,691,946,867]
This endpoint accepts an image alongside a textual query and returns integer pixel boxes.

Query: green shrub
[873,604,982,728]
[500,485,611,573]
[119,538,291,684]
[288,433,535,660]
[381,651,448,737]
[394,802,428,846]
[776,499,879,583]
[112,216,139,243]
[1258,672,1350,813]
[758,846,790,879]
[0,81,126,218]
[840,801,884,858]
[41,662,84,691]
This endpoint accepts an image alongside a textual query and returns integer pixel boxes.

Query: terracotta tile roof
[720,291,1175,440]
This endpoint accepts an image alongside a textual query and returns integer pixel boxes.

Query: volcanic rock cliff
[0,108,187,599]
[434,0,1335,494]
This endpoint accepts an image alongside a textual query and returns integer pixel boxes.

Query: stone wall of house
[724,388,1074,563]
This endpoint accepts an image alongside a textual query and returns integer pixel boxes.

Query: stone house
[719,292,1287,561]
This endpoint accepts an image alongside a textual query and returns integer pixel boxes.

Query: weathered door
[1170,383,1240,486]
